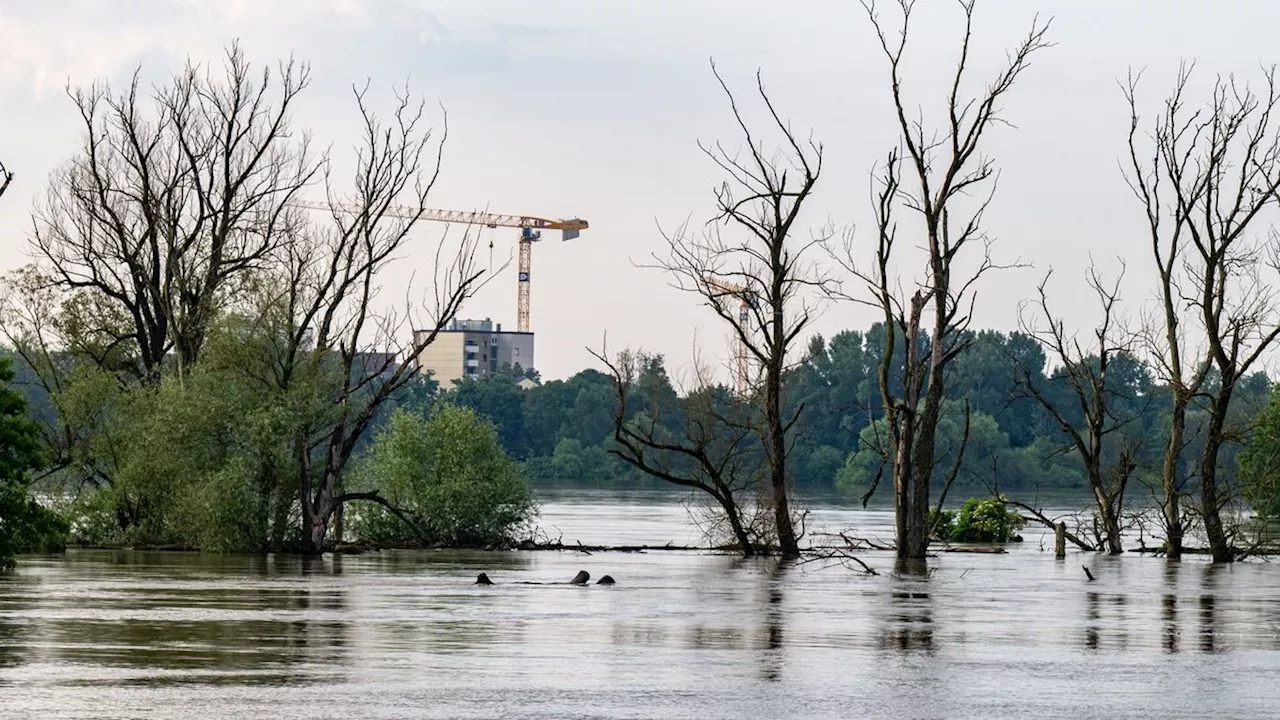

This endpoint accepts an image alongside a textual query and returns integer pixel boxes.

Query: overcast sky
[3,0,1280,383]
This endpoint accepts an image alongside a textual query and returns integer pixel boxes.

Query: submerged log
[514,539,706,553]
[475,572,494,585]
[940,546,1007,554]
[597,575,616,585]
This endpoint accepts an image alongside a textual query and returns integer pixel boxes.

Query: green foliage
[350,406,535,547]
[934,496,1025,543]
[525,438,623,485]
[1,357,58,571]
[1240,383,1280,517]
[834,402,1095,499]
[47,320,331,552]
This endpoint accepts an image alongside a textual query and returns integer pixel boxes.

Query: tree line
[393,325,1272,515]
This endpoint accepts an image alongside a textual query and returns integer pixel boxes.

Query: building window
[514,348,520,356]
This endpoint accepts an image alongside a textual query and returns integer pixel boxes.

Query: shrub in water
[934,496,1024,543]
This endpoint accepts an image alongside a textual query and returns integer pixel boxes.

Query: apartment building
[412,318,534,389]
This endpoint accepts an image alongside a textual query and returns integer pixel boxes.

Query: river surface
[2,489,1279,719]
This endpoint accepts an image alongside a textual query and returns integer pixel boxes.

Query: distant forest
[311,323,1270,500]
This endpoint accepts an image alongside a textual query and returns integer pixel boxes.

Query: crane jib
[289,199,586,335]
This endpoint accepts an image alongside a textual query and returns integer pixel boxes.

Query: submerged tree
[1014,266,1142,555]
[599,62,828,559]
[598,350,770,556]
[849,0,1051,560]
[1125,65,1280,562]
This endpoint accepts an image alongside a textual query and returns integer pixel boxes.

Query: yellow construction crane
[290,200,588,333]
[704,277,754,395]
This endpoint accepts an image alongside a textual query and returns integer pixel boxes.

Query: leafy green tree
[524,438,631,486]
[1240,384,1280,518]
[1,357,62,571]
[948,330,1046,447]
[349,406,534,547]
[442,371,530,458]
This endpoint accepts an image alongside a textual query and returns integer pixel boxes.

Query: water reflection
[879,558,934,653]
[1200,564,1222,654]
[0,580,35,671]
[1162,561,1180,653]
[3,495,1280,719]
[1082,591,1133,650]
[758,560,788,682]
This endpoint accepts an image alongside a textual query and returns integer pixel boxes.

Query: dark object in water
[569,570,590,585]
[596,575,616,585]
[476,572,494,585]
[1081,565,1095,582]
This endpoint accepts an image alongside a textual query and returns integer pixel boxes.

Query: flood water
[2,490,1279,719]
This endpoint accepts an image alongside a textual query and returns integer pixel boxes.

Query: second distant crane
[291,201,588,333]
[704,277,756,396]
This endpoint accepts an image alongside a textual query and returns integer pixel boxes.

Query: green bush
[349,406,535,547]
[934,496,1024,543]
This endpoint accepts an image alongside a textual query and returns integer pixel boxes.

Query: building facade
[413,318,534,389]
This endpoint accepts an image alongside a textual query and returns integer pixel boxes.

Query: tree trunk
[1199,436,1232,563]
[717,492,756,558]
[767,359,800,559]
[894,293,933,561]
[1093,484,1124,555]
[892,429,914,561]
[1199,387,1235,564]
[333,501,345,547]
[1162,400,1186,559]
[1201,477,1231,563]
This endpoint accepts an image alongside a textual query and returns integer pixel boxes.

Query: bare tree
[30,42,320,380]
[245,85,487,554]
[0,160,11,200]
[633,61,827,559]
[848,0,1051,560]
[1014,265,1141,555]
[1124,64,1280,562]
[594,349,769,556]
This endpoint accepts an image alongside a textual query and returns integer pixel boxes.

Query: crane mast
[705,277,754,395]
[290,200,587,333]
